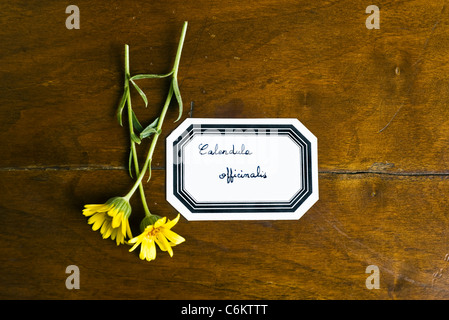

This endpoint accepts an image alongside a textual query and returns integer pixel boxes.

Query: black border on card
[172,124,313,214]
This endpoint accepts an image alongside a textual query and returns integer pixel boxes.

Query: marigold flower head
[129,214,185,261]
[83,197,132,245]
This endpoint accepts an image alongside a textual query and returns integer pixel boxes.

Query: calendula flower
[129,214,185,261]
[80,23,188,263]
[83,197,132,245]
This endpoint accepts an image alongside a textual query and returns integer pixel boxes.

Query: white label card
[166,118,318,221]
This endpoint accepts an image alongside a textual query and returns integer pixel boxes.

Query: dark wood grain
[2,0,449,300]
[3,170,449,299]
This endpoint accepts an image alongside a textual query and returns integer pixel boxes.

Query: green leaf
[140,117,160,139]
[130,71,173,81]
[172,78,183,122]
[130,80,148,107]
[131,131,141,144]
[131,110,143,133]
[116,86,128,126]
[146,159,152,183]
[128,148,134,178]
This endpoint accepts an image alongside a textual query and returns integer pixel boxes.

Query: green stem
[172,21,188,78]
[124,22,187,204]
[124,86,173,203]
[124,45,151,216]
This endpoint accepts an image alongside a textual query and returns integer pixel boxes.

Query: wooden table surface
[2,0,449,300]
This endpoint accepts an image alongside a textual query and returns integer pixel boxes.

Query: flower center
[145,227,160,239]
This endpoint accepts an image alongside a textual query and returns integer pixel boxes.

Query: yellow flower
[129,214,185,261]
[83,197,132,245]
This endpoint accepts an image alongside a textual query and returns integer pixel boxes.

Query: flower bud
[139,214,162,232]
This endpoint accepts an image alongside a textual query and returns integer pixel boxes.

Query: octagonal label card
[166,118,318,221]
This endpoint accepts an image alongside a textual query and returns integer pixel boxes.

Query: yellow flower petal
[127,214,184,261]
[111,210,123,229]
[142,242,150,261]
[148,240,156,260]
[84,204,110,211]
[128,235,140,244]
[154,216,167,228]
[126,222,133,239]
[129,240,141,252]
[104,219,114,238]
[116,232,123,245]
[102,226,113,239]
[164,214,180,230]
[140,239,156,261]
[156,233,173,256]
[82,197,132,245]
[161,228,185,245]
[139,249,145,261]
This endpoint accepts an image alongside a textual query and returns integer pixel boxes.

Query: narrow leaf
[146,159,152,183]
[131,132,141,144]
[116,86,128,126]
[140,128,157,139]
[172,78,183,122]
[130,71,173,81]
[131,110,143,133]
[140,117,159,139]
[130,80,148,107]
[128,148,134,178]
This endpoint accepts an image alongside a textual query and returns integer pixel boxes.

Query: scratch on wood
[323,218,427,287]
[378,1,446,134]
[189,101,194,117]
[378,104,403,133]
[431,253,449,287]
[319,169,449,177]
[412,1,446,68]
[369,162,395,171]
